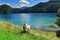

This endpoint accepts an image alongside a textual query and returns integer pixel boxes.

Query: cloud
[19,0,30,7]
[5,3,11,6]
[16,6,20,8]
[0,3,11,6]
[19,0,30,4]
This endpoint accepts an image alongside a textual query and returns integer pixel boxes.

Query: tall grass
[0,21,60,40]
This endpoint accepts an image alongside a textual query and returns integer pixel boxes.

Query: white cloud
[5,3,11,6]
[19,0,30,7]
[19,0,30,4]
[0,3,11,6]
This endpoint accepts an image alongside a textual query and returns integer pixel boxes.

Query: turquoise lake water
[0,13,57,30]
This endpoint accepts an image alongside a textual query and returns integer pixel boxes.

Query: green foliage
[56,9,60,37]
[56,9,60,26]
[55,18,60,27]
[56,31,60,38]
[57,9,60,17]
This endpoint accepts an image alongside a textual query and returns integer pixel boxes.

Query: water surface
[0,13,57,31]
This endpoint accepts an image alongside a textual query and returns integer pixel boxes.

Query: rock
[49,24,59,28]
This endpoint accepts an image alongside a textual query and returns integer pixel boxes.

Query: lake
[0,13,57,31]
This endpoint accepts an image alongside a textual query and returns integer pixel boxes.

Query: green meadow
[0,21,60,40]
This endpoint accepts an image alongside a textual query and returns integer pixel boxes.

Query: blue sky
[0,0,49,8]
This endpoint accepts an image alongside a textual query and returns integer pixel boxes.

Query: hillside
[0,21,60,40]
[0,4,22,13]
[50,0,60,2]
[23,1,60,13]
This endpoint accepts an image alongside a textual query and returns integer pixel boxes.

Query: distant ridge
[23,0,60,13]
[20,7,29,10]
[50,0,60,2]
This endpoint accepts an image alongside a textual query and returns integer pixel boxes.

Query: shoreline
[0,20,59,32]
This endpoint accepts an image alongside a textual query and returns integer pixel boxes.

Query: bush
[49,24,59,28]
[57,9,60,17]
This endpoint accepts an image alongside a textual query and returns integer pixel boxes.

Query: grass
[0,21,60,40]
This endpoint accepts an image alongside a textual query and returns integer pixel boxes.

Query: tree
[56,9,60,26]
[56,9,60,37]
[55,18,60,27]
[57,9,60,17]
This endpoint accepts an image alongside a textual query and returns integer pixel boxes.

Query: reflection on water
[0,13,57,31]
[20,13,30,23]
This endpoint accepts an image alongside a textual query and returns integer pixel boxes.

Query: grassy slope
[0,21,60,40]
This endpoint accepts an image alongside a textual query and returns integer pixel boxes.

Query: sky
[0,0,49,8]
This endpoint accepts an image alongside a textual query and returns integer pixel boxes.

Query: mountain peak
[0,4,11,8]
[20,7,29,9]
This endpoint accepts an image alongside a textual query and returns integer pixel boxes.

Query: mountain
[20,7,29,10]
[0,4,22,13]
[0,4,13,13]
[50,0,60,2]
[23,0,60,13]
[0,0,60,13]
